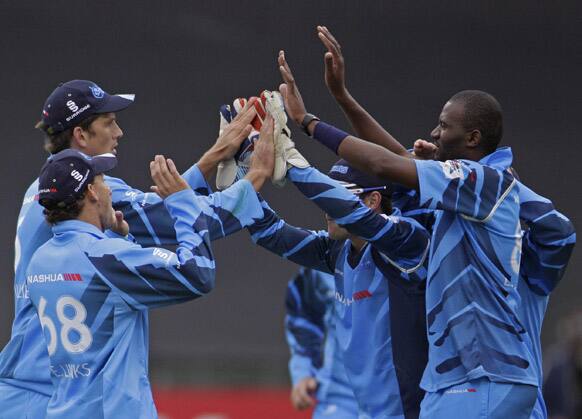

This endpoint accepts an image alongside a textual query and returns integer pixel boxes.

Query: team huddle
[0,26,576,419]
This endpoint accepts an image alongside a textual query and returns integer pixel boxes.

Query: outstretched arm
[288,166,428,270]
[316,26,409,157]
[278,50,419,190]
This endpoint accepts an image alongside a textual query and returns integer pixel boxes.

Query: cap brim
[90,153,117,174]
[98,94,135,113]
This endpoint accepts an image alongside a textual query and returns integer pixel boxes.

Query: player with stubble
[275,31,539,418]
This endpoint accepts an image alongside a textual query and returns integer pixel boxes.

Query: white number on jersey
[38,296,93,355]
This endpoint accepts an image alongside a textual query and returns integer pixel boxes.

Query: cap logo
[71,170,84,182]
[65,104,91,122]
[66,100,79,112]
[89,85,105,99]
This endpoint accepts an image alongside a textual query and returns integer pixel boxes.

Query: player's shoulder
[382,208,425,230]
[85,235,140,257]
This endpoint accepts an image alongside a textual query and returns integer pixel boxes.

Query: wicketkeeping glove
[215,99,261,190]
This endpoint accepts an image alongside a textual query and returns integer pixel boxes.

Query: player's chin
[327,222,348,240]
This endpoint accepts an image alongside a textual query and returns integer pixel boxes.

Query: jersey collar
[52,219,107,239]
[479,146,513,170]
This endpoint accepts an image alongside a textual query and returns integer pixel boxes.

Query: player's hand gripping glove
[215,92,310,189]
[215,99,261,190]
[259,90,310,187]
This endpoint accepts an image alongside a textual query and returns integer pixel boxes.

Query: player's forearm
[307,120,418,189]
[196,146,225,181]
[248,199,335,274]
[244,169,269,192]
[334,92,409,157]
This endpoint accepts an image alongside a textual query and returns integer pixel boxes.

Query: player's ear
[85,183,99,202]
[71,126,89,149]
[364,191,382,211]
[466,129,481,149]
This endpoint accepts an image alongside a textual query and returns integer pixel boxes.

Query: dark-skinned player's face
[430,100,469,162]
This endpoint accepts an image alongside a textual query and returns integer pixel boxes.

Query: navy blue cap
[38,149,117,208]
[328,159,392,197]
[38,80,135,134]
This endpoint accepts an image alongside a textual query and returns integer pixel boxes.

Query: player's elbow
[180,261,216,295]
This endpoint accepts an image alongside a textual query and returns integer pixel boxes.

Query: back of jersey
[27,228,153,419]
[0,180,53,394]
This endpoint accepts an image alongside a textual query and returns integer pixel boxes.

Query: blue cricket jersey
[25,180,261,418]
[285,268,358,416]
[0,163,254,400]
[413,147,537,391]
[250,166,430,419]
[515,182,576,418]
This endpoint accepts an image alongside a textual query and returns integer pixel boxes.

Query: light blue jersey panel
[414,148,537,392]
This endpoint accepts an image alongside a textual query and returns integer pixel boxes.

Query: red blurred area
[153,387,312,419]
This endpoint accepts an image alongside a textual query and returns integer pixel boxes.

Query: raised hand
[317,26,347,99]
[278,50,308,125]
[212,98,257,161]
[150,155,190,198]
[245,115,275,191]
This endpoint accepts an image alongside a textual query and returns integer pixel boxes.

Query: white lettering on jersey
[153,248,171,260]
[14,283,29,299]
[335,291,354,306]
[50,363,92,379]
[28,273,65,283]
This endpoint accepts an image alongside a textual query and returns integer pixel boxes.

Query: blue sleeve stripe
[283,234,319,258]
[332,204,371,225]
[133,205,162,246]
[288,282,302,312]
[365,219,395,242]
[190,255,216,269]
[289,317,325,338]
[251,219,285,242]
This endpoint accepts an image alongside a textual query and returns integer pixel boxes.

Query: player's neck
[349,235,367,253]
[76,205,105,232]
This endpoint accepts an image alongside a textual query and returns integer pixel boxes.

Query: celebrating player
[285,267,359,417]
[315,25,577,419]
[24,118,274,417]
[244,152,429,418]
[275,35,541,418]
[0,80,263,418]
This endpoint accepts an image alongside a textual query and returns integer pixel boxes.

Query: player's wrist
[244,168,269,191]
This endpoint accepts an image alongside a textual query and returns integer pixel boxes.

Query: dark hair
[38,114,101,154]
[361,191,392,215]
[449,90,503,154]
[42,194,85,225]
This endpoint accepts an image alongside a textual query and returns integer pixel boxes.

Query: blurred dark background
[0,0,580,387]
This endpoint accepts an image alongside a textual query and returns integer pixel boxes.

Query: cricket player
[276,41,538,417]
[0,80,260,418]
[285,268,359,417]
[24,118,274,418]
[315,26,577,418]
[246,156,430,418]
